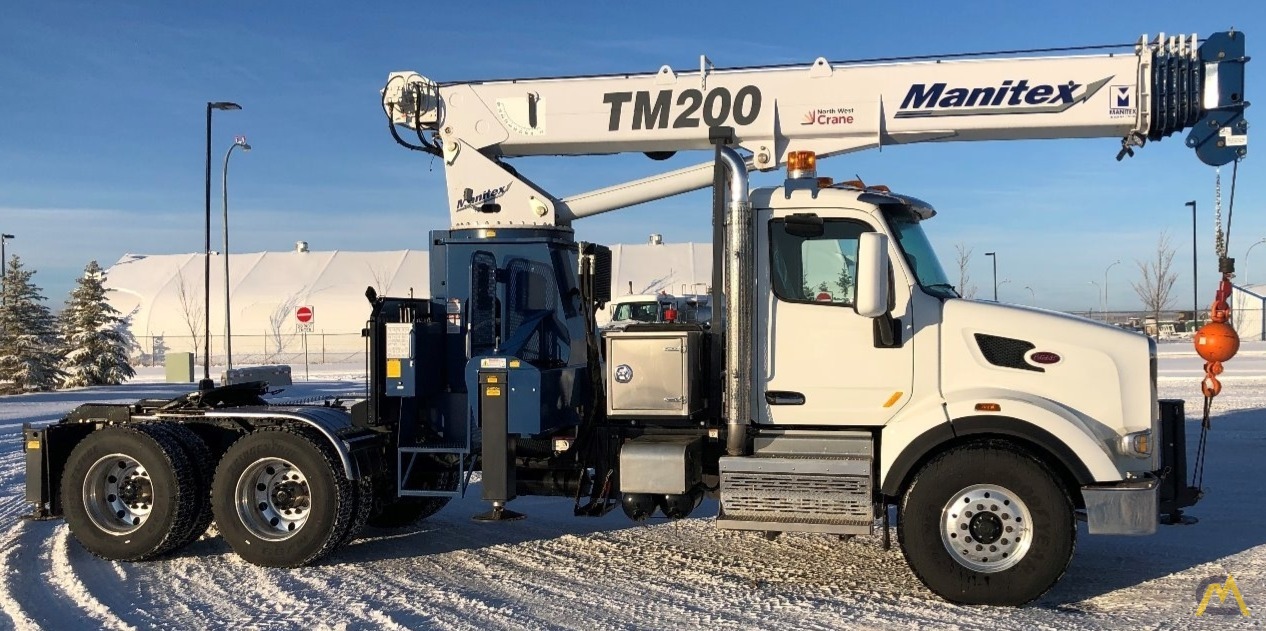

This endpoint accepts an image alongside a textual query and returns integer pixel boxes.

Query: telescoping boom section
[384,32,1248,228]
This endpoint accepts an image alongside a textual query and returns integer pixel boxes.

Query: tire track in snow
[321,540,549,631]
[0,519,41,630]
[47,526,139,631]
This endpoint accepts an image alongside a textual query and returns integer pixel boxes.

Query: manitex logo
[895,77,1112,118]
[1195,574,1252,617]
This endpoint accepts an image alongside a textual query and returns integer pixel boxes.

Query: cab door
[755,210,914,426]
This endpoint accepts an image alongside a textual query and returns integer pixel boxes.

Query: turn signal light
[787,151,817,179]
[974,402,1002,412]
[1120,430,1152,457]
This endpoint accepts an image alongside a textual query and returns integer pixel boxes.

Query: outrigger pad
[472,506,527,522]
[1159,511,1199,526]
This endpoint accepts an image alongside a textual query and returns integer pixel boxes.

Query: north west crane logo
[895,77,1112,118]
[802,106,856,126]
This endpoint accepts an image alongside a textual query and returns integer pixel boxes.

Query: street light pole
[0,233,13,306]
[1024,285,1035,302]
[1244,238,1266,287]
[222,137,251,374]
[1186,200,1197,325]
[1103,259,1121,316]
[204,101,241,390]
[985,251,998,301]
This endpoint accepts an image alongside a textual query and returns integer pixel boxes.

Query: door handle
[765,391,805,405]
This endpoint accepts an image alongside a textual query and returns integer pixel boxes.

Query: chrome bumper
[1082,477,1159,535]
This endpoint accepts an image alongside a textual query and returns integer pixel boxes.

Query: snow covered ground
[0,343,1263,629]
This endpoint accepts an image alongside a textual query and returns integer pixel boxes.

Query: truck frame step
[716,454,874,535]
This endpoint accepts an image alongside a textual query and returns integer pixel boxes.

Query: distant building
[1232,284,1266,341]
[105,240,713,365]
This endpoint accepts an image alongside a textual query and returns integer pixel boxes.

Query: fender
[199,406,377,480]
[878,396,953,495]
[880,396,1120,497]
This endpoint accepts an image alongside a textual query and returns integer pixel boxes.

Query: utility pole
[222,136,251,374]
[0,233,13,306]
[1186,200,1197,325]
[985,252,998,302]
[203,101,242,390]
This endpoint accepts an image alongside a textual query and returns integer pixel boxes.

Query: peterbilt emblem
[1029,351,1062,365]
[614,364,633,383]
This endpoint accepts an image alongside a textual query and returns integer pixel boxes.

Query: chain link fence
[130,332,367,368]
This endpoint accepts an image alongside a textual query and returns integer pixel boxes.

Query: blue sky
[1,1,1262,312]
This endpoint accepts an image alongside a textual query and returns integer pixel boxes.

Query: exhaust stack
[717,145,752,457]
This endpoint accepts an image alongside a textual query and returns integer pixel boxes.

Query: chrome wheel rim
[83,453,153,534]
[235,458,311,541]
[940,484,1033,573]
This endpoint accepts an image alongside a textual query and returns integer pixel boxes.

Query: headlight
[1119,430,1152,458]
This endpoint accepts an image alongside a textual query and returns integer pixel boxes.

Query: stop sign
[296,305,314,323]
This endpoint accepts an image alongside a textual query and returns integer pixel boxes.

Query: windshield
[612,301,660,322]
[883,206,957,299]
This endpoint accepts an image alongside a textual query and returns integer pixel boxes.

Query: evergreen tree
[0,255,64,392]
[59,261,135,387]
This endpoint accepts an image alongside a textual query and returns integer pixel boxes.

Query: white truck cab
[753,177,1157,483]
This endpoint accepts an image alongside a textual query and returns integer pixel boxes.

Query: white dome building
[104,239,712,366]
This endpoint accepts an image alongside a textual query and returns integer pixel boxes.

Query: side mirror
[855,232,890,318]
[783,213,824,238]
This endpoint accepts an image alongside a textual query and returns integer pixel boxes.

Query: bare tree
[954,243,978,299]
[1131,231,1179,329]
[367,264,393,296]
[267,291,304,362]
[174,270,204,363]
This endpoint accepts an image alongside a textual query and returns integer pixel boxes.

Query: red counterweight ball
[1194,321,1240,363]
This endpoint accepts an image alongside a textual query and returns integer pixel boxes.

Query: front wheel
[211,426,355,567]
[898,440,1075,606]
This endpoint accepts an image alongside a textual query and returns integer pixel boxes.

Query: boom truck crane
[23,31,1249,606]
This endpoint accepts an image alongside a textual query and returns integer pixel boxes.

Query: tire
[898,440,1075,606]
[337,476,374,546]
[211,426,354,567]
[150,423,216,549]
[61,425,200,561]
[368,462,457,529]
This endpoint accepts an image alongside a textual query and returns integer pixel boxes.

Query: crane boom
[383,32,1248,229]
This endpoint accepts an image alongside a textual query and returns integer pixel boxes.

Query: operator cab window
[613,302,659,322]
[770,218,870,306]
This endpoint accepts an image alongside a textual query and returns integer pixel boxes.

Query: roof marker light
[786,151,817,180]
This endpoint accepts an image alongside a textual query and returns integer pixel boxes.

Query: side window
[470,251,498,355]
[770,218,870,306]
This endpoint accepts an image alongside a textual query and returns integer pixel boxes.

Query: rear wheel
[898,440,1075,606]
[61,425,199,561]
[144,423,216,550]
[211,426,354,567]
